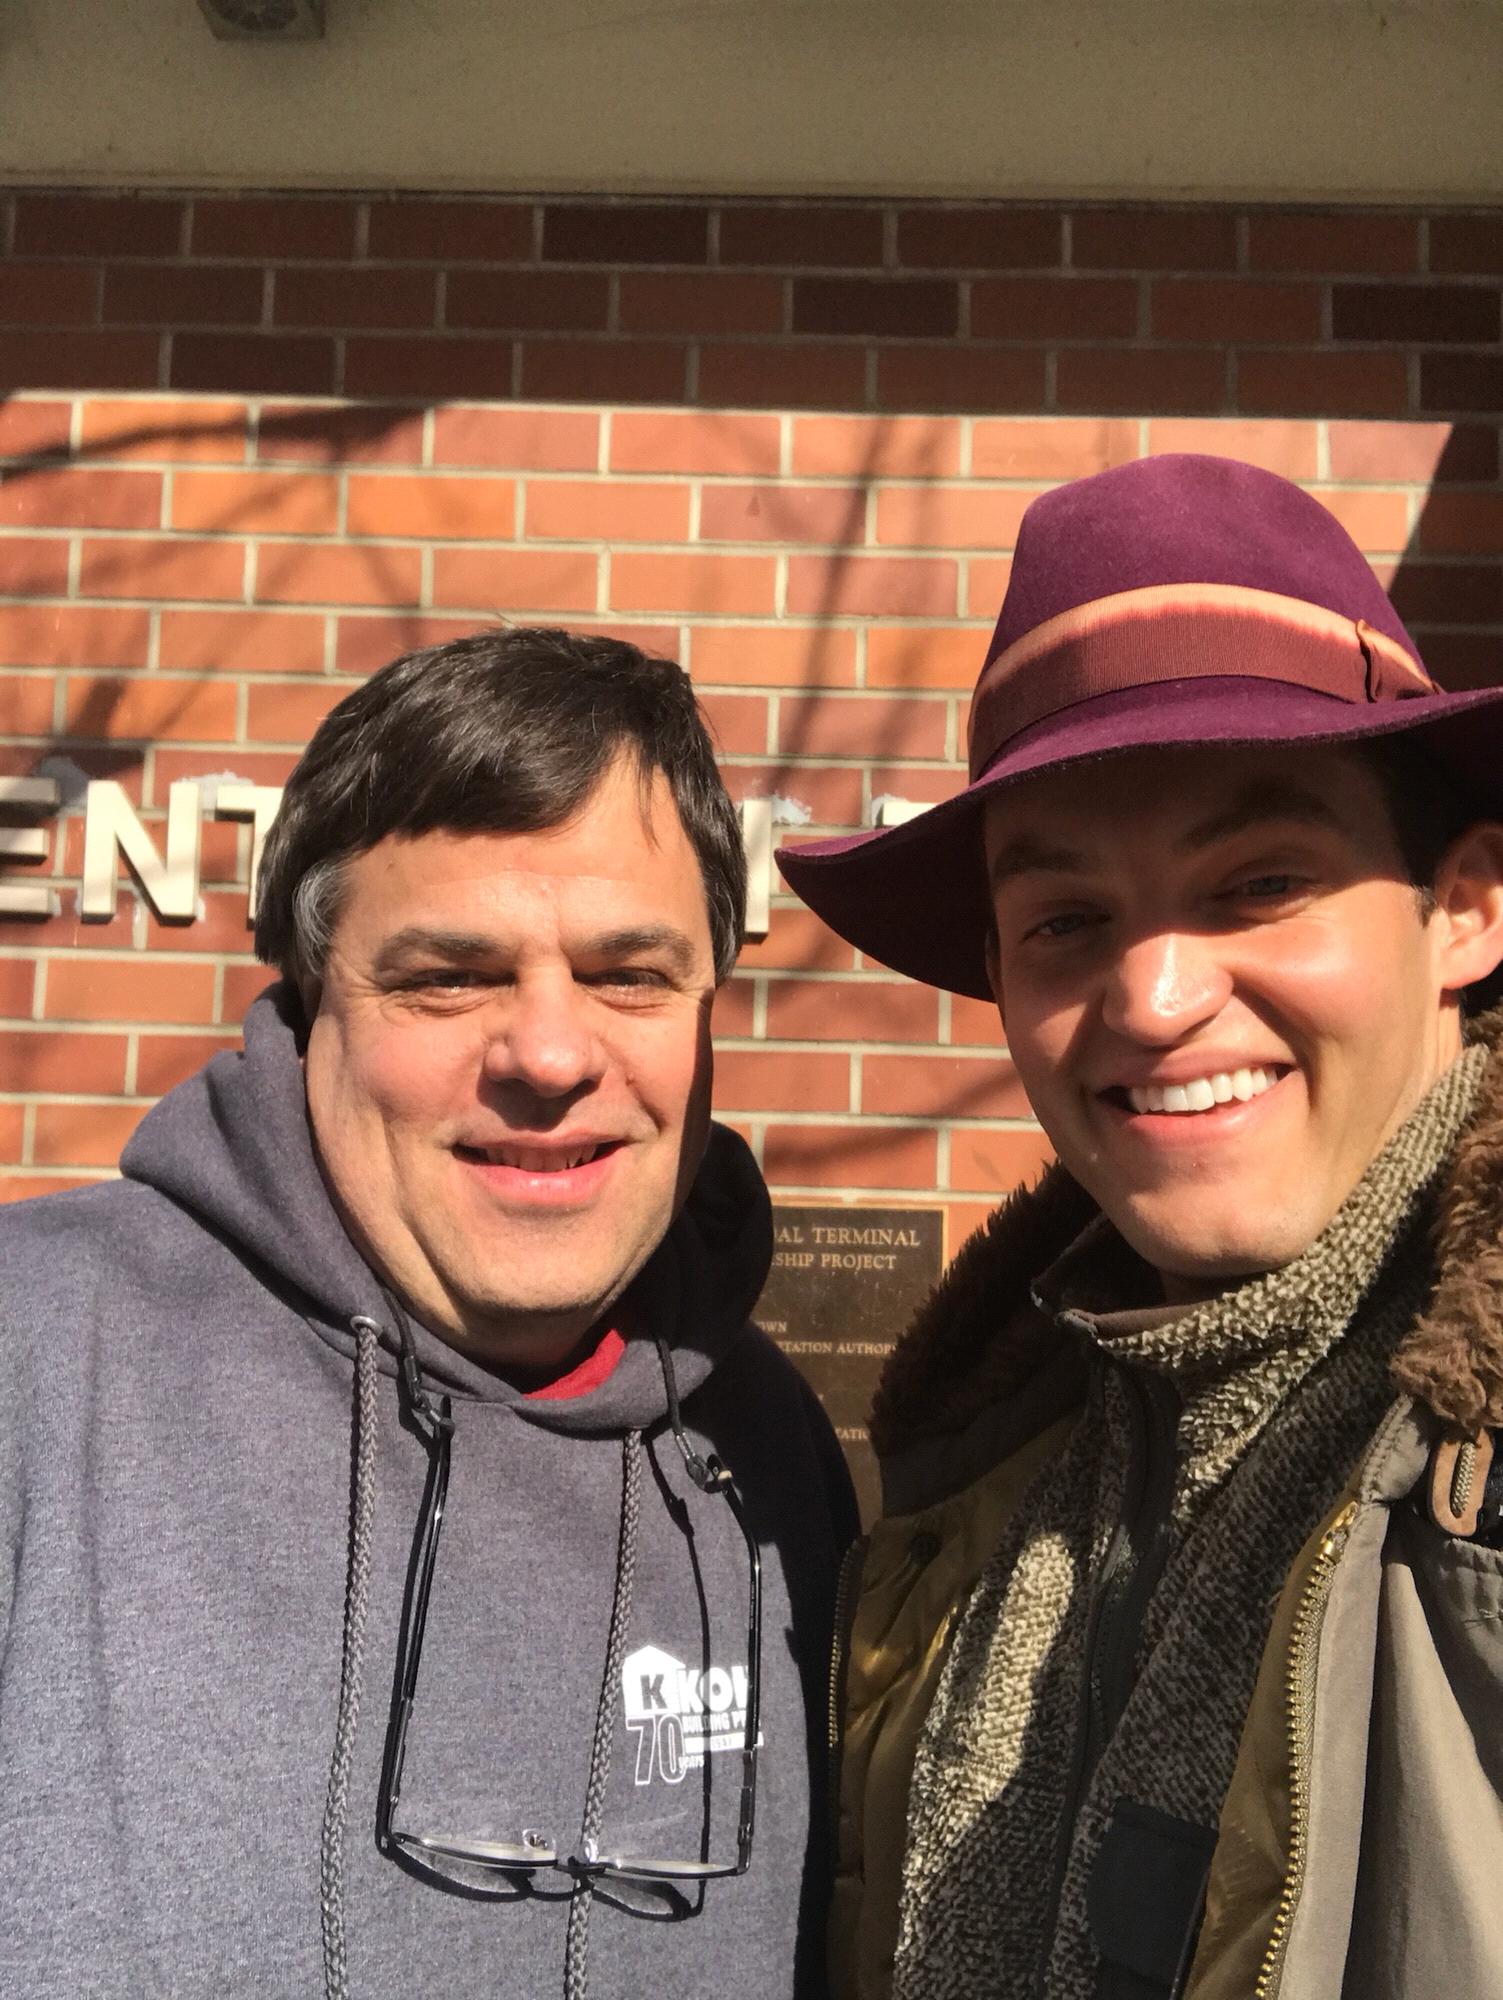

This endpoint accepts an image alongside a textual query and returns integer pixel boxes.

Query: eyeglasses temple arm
[722,1477,762,1866]
[375,1319,453,1849]
[654,1332,764,1867]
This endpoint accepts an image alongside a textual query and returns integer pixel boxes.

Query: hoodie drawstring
[563,1429,644,2000]
[317,1323,692,2000]
[320,1314,380,2000]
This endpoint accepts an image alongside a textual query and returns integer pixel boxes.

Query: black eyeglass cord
[320,1314,381,2000]
[564,1430,644,2000]
[655,1334,731,1493]
[318,1316,696,2000]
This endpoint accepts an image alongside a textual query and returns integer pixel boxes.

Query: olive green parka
[832,1021,1503,2000]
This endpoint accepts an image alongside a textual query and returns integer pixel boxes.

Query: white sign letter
[81,780,203,920]
[214,783,285,920]
[738,797,773,942]
[872,797,929,829]
[0,776,60,918]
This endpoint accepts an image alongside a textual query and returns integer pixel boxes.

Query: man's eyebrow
[372,927,497,971]
[584,923,698,972]
[987,780,1351,892]
[987,833,1094,892]
[1179,780,1347,852]
[370,922,699,974]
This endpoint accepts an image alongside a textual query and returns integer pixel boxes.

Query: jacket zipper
[1252,1498,1358,2000]
[1033,1359,1179,1999]
[827,1534,866,1851]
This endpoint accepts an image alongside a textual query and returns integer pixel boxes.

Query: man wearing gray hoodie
[0,628,856,2000]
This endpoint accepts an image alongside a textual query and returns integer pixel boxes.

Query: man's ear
[1433,821,1503,995]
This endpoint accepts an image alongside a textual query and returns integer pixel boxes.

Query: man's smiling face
[983,742,1480,1299]
[303,756,718,1374]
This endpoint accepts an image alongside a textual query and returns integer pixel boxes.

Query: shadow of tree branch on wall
[1390,425,1503,692]
[4,392,1502,1215]
[0,396,434,953]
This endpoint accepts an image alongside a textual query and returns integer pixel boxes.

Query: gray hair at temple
[254,627,747,995]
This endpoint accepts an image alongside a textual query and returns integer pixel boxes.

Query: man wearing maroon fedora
[779,454,1503,2000]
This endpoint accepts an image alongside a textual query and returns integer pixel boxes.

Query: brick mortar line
[16,313,1503,346]
[741,964,997,985]
[17,188,1493,209]
[7,513,1462,546]
[2,392,1469,420]
[0,1020,172,1035]
[3,1092,221,1108]
[13,229,1490,263]
[5,532,1463,564]
[714,1037,1006,1058]
[4,1098,1034,1138]
[5,656,975,704]
[3,1005,251,1027]
[5,468,1484,495]
[0,942,938,981]
[746,1183,1003,1201]
[0,1168,967,1196]
[12,1100,1047,1138]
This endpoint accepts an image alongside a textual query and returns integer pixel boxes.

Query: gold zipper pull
[1319,1499,1357,1558]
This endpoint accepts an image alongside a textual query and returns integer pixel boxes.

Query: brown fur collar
[1393,1007,1503,1436]
[872,1007,1503,1461]
[869,1164,1094,1458]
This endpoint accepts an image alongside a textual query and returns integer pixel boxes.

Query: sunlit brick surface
[2,191,1501,1247]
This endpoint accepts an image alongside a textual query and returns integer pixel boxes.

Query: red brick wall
[2,192,1501,1241]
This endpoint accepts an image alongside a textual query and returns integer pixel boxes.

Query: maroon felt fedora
[777,452,1503,1001]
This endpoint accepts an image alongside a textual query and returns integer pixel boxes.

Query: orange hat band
[967,582,1436,780]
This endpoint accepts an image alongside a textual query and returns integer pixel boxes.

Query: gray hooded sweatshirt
[0,987,855,2000]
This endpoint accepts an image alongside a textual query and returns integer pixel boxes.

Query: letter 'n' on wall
[81,781,202,922]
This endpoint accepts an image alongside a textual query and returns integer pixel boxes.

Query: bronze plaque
[756,1205,945,1526]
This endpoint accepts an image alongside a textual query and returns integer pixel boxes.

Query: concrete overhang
[3,0,1501,203]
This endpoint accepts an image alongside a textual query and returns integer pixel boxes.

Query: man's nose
[481,979,606,1100]
[1099,930,1231,1044]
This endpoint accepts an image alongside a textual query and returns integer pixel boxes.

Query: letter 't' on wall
[214,783,285,920]
[739,798,772,942]
[81,781,203,921]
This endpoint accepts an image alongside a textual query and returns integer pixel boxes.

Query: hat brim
[776,676,1503,1000]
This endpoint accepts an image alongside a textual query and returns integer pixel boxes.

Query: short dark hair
[1354,732,1503,1013]
[254,628,746,988]
[1355,733,1476,912]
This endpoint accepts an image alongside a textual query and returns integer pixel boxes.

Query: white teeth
[1125,1067,1281,1116]
[479,1145,598,1171]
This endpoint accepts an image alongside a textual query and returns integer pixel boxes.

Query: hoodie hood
[3,985,849,2000]
[121,984,772,1434]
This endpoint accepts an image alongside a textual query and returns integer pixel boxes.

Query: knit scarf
[892,1043,1488,2000]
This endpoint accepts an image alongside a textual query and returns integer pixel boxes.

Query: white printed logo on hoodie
[621,1643,751,1786]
